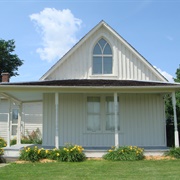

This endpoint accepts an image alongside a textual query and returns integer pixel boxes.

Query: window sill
[84,131,124,134]
[89,75,118,79]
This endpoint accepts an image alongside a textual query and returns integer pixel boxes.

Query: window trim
[85,95,121,134]
[92,38,113,75]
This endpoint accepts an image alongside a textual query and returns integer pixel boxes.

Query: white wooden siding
[46,26,162,82]
[0,99,9,140]
[43,93,166,147]
[0,100,42,141]
[22,102,42,136]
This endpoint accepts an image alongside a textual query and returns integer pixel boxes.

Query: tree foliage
[165,65,180,125]
[0,39,23,81]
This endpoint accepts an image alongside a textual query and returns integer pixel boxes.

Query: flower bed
[103,146,144,161]
[20,144,86,162]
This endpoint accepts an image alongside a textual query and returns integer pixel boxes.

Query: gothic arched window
[92,38,112,74]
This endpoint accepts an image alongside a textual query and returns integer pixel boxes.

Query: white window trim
[85,94,122,134]
[92,38,113,75]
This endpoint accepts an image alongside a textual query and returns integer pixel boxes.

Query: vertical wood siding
[47,26,162,82]
[43,93,166,147]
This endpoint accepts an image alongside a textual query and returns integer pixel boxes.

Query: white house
[0,21,179,150]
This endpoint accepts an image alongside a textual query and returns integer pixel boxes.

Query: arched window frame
[92,38,113,75]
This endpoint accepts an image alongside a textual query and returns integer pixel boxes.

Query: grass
[0,160,180,179]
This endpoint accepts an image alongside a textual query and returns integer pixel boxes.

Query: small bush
[19,144,86,162]
[0,137,7,148]
[19,146,47,162]
[0,148,4,156]
[103,146,144,161]
[49,144,86,162]
[165,147,180,159]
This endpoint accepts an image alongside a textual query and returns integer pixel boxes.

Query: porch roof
[0,79,179,87]
[0,79,180,103]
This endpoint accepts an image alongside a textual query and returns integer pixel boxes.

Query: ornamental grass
[103,146,144,161]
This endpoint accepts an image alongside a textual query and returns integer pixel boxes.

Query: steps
[2,144,34,162]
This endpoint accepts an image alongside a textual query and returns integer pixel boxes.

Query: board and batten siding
[45,26,162,82]
[43,93,166,147]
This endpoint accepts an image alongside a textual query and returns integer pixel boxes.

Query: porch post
[7,99,11,147]
[55,92,59,148]
[114,92,119,147]
[172,91,179,147]
[17,103,22,145]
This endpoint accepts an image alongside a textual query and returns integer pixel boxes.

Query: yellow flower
[56,153,60,156]
[108,149,113,152]
[38,149,41,154]
[46,150,49,154]
[4,144,6,147]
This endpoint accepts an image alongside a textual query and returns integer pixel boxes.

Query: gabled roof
[40,20,167,82]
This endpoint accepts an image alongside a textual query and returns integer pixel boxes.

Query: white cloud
[154,66,174,82]
[30,8,82,62]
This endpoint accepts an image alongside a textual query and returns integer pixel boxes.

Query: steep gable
[40,21,167,82]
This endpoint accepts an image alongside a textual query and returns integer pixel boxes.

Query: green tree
[0,39,23,81]
[165,65,180,146]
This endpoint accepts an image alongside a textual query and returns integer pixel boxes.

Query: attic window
[92,38,112,74]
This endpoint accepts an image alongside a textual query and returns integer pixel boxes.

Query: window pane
[87,97,101,132]
[106,97,120,131]
[12,125,17,135]
[87,115,100,131]
[87,97,100,113]
[106,115,120,131]
[98,38,106,48]
[12,109,18,124]
[103,57,112,74]
[104,44,112,54]
[93,57,102,74]
[93,44,102,55]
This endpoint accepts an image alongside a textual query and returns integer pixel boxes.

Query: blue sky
[0,0,180,82]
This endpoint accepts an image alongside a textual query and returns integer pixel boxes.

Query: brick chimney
[1,73,10,82]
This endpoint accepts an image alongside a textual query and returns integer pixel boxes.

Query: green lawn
[0,160,180,180]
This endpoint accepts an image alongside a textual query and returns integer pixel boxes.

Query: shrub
[0,148,4,156]
[165,147,180,159]
[19,146,46,162]
[0,137,7,148]
[49,144,86,162]
[19,144,86,162]
[103,146,144,161]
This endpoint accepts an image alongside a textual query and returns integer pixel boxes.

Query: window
[93,38,112,74]
[106,97,120,131]
[86,96,120,132]
[12,109,18,136]
[87,97,101,132]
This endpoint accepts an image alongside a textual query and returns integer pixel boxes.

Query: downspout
[172,91,179,147]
